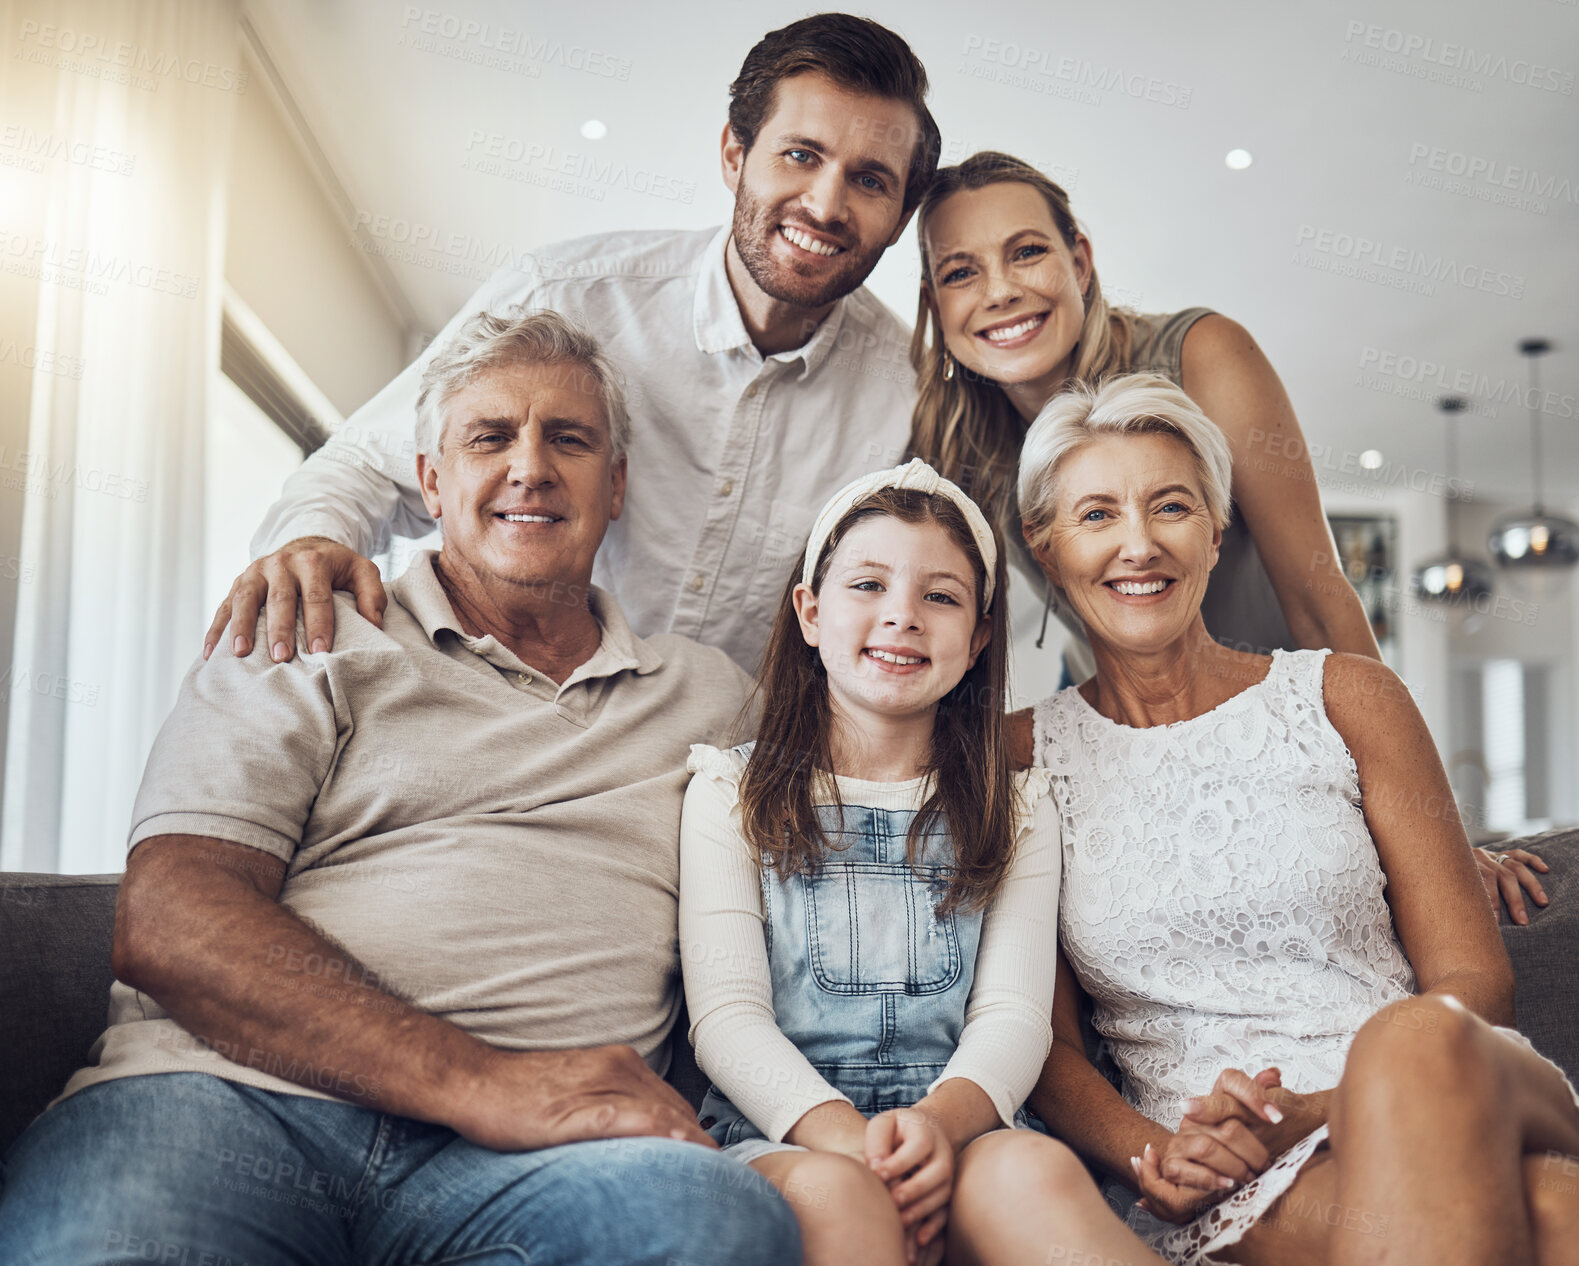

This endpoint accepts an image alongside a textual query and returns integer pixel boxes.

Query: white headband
[800,458,998,612]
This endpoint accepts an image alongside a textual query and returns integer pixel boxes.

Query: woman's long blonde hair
[908,151,1136,540]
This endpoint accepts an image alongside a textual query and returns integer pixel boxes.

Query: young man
[211,12,941,675]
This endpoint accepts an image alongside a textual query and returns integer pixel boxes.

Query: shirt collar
[691,224,854,381]
[391,551,664,680]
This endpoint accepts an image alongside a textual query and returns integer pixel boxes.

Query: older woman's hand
[1131,1139,1225,1223]
[1130,1067,1280,1222]
[1475,845,1549,925]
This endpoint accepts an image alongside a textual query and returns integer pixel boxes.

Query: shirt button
[690,574,705,592]
[744,385,758,399]
[517,673,528,683]
[719,480,733,497]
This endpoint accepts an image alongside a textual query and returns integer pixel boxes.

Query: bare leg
[1327,996,1579,1266]
[1527,1151,1579,1266]
[749,1149,906,1266]
[1217,1150,1352,1266]
[946,1129,1168,1266]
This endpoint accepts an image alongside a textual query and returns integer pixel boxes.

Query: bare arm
[1028,950,1170,1189]
[115,834,713,1152]
[1322,652,1516,1024]
[1179,315,1381,660]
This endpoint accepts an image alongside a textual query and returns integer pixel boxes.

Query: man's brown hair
[727,13,941,216]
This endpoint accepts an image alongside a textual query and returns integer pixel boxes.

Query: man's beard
[730,181,887,310]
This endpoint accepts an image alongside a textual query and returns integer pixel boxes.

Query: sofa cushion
[0,873,118,1156]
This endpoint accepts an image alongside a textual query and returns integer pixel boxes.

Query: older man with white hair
[0,309,800,1266]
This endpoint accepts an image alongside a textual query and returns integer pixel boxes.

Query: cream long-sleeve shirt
[679,745,1061,1143]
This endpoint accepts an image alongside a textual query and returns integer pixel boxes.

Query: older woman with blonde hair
[988,372,1579,1266]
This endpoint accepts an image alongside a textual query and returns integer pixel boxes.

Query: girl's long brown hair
[908,151,1137,542]
[739,487,1015,915]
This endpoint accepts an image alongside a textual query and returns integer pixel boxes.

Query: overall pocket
[803,863,961,995]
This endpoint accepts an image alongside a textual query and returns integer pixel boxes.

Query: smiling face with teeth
[722,72,918,318]
[417,359,626,622]
[793,514,990,743]
[923,181,1093,412]
[1033,432,1222,658]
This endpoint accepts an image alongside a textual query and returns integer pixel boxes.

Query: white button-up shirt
[253,225,919,672]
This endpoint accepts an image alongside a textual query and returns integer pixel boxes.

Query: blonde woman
[909,151,1548,916]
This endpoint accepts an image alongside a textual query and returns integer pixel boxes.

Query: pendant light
[1410,396,1494,603]
[1488,338,1579,569]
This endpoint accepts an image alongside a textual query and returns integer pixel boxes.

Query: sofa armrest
[0,873,121,1156]
[1497,828,1579,1087]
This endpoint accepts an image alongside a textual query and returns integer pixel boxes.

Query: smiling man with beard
[209,12,941,677]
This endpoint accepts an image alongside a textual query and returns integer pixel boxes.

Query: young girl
[679,459,1067,1266]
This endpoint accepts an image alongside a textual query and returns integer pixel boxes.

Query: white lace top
[1033,648,1416,1128]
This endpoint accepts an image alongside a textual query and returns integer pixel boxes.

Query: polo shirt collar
[691,224,852,381]
[392,552,664,681]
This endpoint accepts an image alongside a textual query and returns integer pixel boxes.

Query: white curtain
[0,0,239,872]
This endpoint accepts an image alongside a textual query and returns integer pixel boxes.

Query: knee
[777,1149,895,1224]
[955,1130,1096,1212]
[1334,997,1499,1127]
[579,1139,801,1266]
[1526,1152,1579,1243]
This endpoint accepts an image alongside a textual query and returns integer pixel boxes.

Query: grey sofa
[3,828,1575,1157]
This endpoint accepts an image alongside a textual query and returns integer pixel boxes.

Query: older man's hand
[453,1043,717,1153]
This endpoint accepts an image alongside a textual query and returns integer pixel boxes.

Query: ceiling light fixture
[1410,396,1494,603]
[1225,149,1253,170]
[1488,338,1578,571]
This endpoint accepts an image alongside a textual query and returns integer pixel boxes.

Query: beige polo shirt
[59,552,753,1106]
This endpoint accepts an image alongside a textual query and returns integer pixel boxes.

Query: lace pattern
[1034,649,1417,1262]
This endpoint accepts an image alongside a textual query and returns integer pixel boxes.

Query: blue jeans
[0,1072,801,1266]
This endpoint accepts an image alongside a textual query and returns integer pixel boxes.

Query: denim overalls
[699,747,1025,1152]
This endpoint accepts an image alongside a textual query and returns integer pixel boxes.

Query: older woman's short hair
[414,307,630,460]
[1017,372,1234,554]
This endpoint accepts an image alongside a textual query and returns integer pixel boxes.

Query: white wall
[224,43,407,418]
[1447,495,1579,825]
